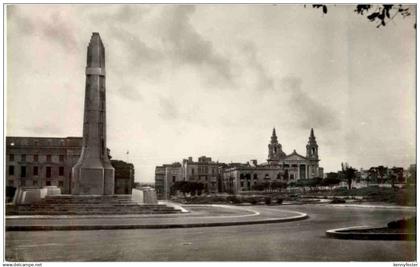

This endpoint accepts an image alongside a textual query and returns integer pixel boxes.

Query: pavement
[5,203,416,261]
[6,204,308,230]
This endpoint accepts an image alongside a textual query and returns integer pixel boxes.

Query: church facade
[221,128,323,194]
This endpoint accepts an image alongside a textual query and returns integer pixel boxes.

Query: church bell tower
[267,128,286,165]
[306,128,319,160]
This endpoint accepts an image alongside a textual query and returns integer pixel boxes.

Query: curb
[158,201,190,213]
[326,226,416,241]
[6,213,308,232]
[327,204,416,210]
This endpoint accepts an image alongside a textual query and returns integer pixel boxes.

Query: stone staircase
[6,195,181,215]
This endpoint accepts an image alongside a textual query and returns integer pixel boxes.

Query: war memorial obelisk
[72,33,115,195]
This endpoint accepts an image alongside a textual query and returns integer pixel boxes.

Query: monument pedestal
[13,186,61,205]
[131,187,158,204]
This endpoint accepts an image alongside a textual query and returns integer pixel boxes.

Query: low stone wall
[44,186,61,196]
[132,187,158,204]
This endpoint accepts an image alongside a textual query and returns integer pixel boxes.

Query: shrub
[249,198,258,205]
[264,197,272,205]
[387,217,416,231]
[227,195,242,204]
[6,186,16,202]
[330,198,346,204]
[276,198,283,204]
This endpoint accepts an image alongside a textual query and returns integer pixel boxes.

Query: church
[221,128,323,194]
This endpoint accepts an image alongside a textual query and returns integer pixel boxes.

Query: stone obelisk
[72,33,115,195]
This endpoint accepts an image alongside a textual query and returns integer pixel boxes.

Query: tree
[252,183,266,191]
[408,165,416,185]
[307,177,323,191]
[271,181,287,192]
[388,174,397,189]
[367,167,378,184]
[196,183,204,196]
[321,175,341,189]
[377,166,387,184]
[308,4,414,28]
[171,181,205,196]
[341,162,357,190]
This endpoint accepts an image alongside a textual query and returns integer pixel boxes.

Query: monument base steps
[6,195,181,215]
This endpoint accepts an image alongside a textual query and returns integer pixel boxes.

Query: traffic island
[326,216,416,241]
[326,226,416,241]
[6,205,308,231]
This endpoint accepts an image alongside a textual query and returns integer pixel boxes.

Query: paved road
[5,204,416,261]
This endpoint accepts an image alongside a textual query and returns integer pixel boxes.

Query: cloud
[89,5,151,24]
[7,6,78,51]
[111,27,163,68]
[282,76,340,130]
[159,5,234,86]
[158,96,179,120]
[116,85,143,101]
[242,42,275,91]
[24,123,64,136]
[40,12,78,51]
[88,5,234,88]
[7,5,34,34]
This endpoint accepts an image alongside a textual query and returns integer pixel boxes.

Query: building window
[9,165,14,176]
[46,155,52,162]
[20,166,26,178]
[172,176,176,183]
[8,180,14,186]
[290,174,294,180]
[59,155,65,162]
[9,154,14,161]
[46,181,51,186]
[20,180,26,186]
[253,174,258,180]
[59,167,64,176]
[192,168,195,175]
[33,154,38,162]
[58,181,64,187]
[46,167,51,178]
[240,181,244,187]
[33,166,39,176]
[21,154,26,162]
[33,180,38,186]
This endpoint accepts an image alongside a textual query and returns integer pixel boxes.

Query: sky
[6,4,416,183]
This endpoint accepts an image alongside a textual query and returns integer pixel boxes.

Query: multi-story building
[154,128,323,196]
[5,136,82,194]
[6,136,134,194]
[222,128,323,193]
[111,160,135,194]
[154,157,225,199]
[182,156,224,194]
[155,162,183,199]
